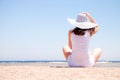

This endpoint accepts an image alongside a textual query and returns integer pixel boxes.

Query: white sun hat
[67,13,97,29]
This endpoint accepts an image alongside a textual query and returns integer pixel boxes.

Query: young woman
[62,12,102,67]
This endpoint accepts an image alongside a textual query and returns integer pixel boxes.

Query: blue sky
[0,0,120,61]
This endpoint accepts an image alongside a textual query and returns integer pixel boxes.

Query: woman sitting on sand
[62,12,102,67]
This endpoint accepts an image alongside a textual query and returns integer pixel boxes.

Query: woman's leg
[91,48,102,63]
[62,46,72,60]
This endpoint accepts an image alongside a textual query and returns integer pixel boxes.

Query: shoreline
[0,61,120,67]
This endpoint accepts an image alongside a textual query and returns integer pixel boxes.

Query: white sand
[0,62,120,80]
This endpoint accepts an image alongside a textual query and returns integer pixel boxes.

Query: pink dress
[68,31,95,67]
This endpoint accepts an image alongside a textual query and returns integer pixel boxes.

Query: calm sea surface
[0,60,120,67]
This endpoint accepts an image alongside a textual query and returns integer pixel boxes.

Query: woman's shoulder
[69,28,74,33]
[68,29,72,33]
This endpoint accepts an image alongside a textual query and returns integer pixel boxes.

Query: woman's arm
[68,30,72,49]
[82,12,96,23]
[82,12,98,34]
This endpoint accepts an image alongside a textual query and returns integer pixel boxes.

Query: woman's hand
[81,12,96,23]
[81,12,90,17]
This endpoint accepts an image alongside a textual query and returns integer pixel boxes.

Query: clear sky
[0,0,120,61]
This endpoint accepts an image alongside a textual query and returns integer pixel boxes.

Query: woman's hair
[72,27,96,36]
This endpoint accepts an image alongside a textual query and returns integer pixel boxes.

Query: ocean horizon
[0,60,120,67]
[0,60,120,63]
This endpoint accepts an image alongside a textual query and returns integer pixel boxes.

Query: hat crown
[76,13,87,22]
[67,13,97,29]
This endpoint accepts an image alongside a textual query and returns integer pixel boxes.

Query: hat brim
[67,18,97,29]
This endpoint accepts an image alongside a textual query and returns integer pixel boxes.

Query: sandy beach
[0,62,120,80]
